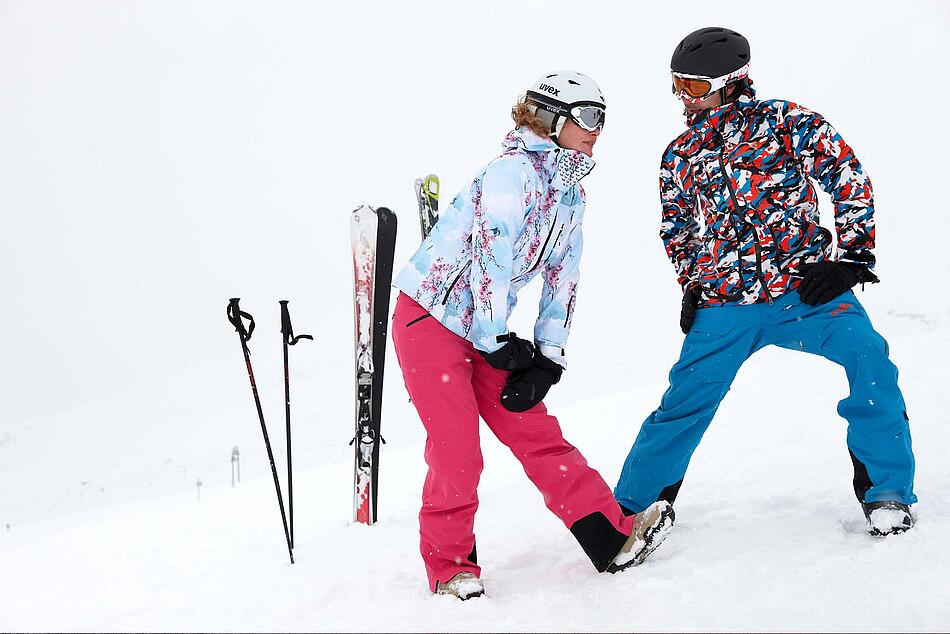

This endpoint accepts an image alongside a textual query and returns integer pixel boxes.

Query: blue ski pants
[615,290,917,512]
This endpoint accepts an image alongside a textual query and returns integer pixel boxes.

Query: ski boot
[435,572,485,600]
[863,501,914,536]
[607,501,675,573]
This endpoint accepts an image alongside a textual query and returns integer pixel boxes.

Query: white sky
[0,0,948,521]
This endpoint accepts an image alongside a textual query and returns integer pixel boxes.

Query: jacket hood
[503,126,560,152]
[503,127,596,189]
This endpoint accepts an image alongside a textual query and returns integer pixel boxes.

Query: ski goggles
[568,104,607,132]
[671,61,751,103]
[526,92,606,132]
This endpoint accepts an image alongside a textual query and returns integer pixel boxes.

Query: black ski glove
[479,333,536,372]
[680,287,701,334]
[500,353,563,413]
[797,261,879,306]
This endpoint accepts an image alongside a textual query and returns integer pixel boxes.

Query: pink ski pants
[391,293,633,591]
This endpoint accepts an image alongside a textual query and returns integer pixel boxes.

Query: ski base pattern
[350,205,397,525]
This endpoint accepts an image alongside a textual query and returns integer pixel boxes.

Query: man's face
[680,88,722,112]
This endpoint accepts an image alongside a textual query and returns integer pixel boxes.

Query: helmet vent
[568,79,580,85]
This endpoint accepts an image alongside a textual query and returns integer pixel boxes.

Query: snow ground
[2,312,948,632]
[2,1,949,632]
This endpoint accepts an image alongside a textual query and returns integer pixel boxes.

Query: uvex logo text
[538,83,560,96]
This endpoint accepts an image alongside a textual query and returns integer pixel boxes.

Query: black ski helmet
[671,27,750,77]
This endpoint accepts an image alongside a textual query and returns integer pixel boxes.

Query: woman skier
[392,71,674,599]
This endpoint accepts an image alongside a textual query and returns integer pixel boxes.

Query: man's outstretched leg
[615,305,761,513]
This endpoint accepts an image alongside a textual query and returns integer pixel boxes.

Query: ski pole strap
[227,298,256,342]
[279,300,313,346]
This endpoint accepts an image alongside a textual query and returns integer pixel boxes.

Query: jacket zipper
[752,241,772,301]
[441,261,472,305]
[405,313,432,328]
[520,218,561,281]
[718,143,773,303]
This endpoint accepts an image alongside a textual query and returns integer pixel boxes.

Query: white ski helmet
[525,70,606,141]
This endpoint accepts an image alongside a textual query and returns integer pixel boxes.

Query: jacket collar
[503,127,596,189]
[684,81,757,138]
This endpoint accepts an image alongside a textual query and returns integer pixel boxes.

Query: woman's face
[557,119,600,157]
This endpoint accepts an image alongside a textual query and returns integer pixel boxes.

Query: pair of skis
[348,174,440,525]
[349,205,396,526]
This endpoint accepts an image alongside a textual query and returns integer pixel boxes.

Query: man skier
[615,27,917,536]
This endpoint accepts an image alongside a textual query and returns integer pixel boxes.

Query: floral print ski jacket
[660,83,875,306]
[393,127,594,367]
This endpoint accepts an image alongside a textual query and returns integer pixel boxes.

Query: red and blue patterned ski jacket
[659,84,875,306]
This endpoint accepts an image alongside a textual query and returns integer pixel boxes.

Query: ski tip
[376,206,397,221]
[423,174,439,197]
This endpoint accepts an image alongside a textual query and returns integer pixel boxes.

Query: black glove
[479,333,536,371]
[797,261,879,306]
[680,287,701,334]
[500,353,563,412]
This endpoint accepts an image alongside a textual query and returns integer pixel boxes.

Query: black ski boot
[863,501,914,536]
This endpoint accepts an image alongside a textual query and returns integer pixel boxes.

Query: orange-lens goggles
[672,75,713,99]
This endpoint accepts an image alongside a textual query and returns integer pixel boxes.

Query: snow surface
[2,0,950,631]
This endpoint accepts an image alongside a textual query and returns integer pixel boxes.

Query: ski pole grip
[280,300,291,338]
[279,299,313,346]
[227,298,255,342]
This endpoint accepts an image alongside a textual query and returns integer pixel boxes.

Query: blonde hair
[511,97,551,138]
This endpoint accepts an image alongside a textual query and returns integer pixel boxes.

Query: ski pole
[226,298,295,564]
[279,300,312,550]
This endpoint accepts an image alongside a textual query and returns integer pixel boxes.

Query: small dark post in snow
[231,446,241,487]
[196,479,203,502]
